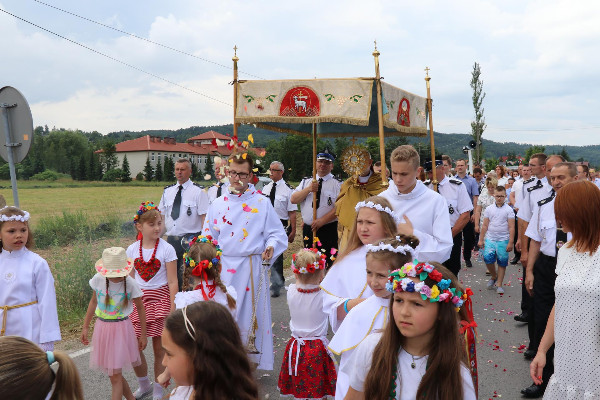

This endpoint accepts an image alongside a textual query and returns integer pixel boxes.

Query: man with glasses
[261,161,297,297]
[454,159,479,268]
[291,149,342,268]
[203,152,288,371]
[159,158,209,290]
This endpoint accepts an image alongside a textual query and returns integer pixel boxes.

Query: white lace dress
[544,245,600,399]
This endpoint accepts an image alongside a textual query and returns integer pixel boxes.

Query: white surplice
[0,248,61,345]
[320,246,373,332]
[202,184,288,370]
[380,180,453,263]
[328,295,390,400]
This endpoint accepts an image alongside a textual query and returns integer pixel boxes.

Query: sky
[1,0,599,146]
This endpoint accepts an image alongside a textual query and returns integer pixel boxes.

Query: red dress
[277,284,336,399]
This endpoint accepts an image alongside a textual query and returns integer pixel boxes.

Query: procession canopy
[234,78,428,138]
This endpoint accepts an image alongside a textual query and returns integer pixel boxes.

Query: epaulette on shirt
[164,183,176,189]
[193,182,204,189]
[523,177,535,184]
[448,178,463,185]
[302,176,312,181]
[423,179,432,185]
[334,176,344,183]
[285,182,294,190]
[527,181,544,192]
[538,195,554,207]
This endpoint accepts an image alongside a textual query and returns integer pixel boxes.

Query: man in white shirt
[379,145,452,263]
[291,149,342,269]
[510,164,531,265]
[159,158,209,290]
[207,157,229,204]
[261,161,297,297]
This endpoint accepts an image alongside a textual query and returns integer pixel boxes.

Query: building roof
[187,130,231,142]
[112,133,266,158]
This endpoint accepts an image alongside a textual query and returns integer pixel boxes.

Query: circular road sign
[0,86,34,163]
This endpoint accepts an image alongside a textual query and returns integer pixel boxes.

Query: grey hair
[175,158,192,169]
[270,161,284,171]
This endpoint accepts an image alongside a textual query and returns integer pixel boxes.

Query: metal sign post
[0,86,34,208]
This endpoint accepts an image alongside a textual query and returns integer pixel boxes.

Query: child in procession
[477,186,515,293]
[278,248,336,399]
[329,236,419,400]
[81,247,147,400]
[127,201,178,400]
[0,206,61,351]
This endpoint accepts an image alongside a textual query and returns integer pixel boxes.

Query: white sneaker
[496,286,505,294]
[487,279,497,289]
[133,387,152,400]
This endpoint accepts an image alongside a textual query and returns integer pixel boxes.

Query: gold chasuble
[335,172,387,253]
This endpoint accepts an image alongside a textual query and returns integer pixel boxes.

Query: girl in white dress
[0,336,84,400]
[277,248,336,399]
[161,302,258,400]
[329,236,418,400]
[81,247,147,400]
[0,206,60,351]
[174,234,237,315]
[321,196,399,333]
[345,261,477,400]
[530,180,600,398]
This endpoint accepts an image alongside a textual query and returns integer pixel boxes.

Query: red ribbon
[191,261,215,300]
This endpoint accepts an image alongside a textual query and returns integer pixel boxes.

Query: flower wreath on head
[0,209,30,222]
[355,201,403,225]
[182,235,222,299]
[386,260,473,312]
[365,236,416,259]
[291,248,327,274]
[133,201,158,223]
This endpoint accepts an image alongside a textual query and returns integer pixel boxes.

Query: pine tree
[121,155,132,182]
[203,155,214,180]
[470,62,487,164]
[155,159,163,181]
[78,155,87,181]
[164,156,175,181]
[144,157,154,181]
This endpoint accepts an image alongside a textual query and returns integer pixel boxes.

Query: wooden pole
[232,45,239,138]
[312,123,318,248]
[425,67,438,192]
[373,42,388,186]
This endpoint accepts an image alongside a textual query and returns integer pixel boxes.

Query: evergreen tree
[78,155,87,180]
[203,155,214,180]
[101,141,118,171]
[89,151,97,181]
[164,156,175,181]
[121,155,132,182]
[144,157,154,181]
[470,62,487,164]
[559,147,571,161]
[69,157,78,180]
[155,159,163,181]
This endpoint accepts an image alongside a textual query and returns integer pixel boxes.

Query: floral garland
[291,248,327,274]
[133,201,158,223]
[386,260,473,312]
[355,201,402,225]
[365,238,415,259]
[183,235,222,276]
[0,209,30,222]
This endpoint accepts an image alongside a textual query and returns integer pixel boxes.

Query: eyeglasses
[228,171,249,179]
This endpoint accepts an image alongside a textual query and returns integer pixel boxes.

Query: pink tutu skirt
[90,318,141,376]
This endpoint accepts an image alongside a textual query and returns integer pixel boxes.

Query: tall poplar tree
[470,62,487,164]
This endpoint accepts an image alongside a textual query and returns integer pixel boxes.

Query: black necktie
[171,185,183,220]
[269,182,276,206]
[315,178,323,209]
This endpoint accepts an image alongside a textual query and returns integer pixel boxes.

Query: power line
[0,8,233,107]
[32,0,264,80]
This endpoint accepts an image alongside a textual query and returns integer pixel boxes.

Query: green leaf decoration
[349,94,363,102]
[266,94,277,102]
[324,93,334,101]
[243,95,255,103]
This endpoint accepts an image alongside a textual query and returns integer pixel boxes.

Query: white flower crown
[0,210,30,223]
[365,237,416,258]
[355,201,402,225]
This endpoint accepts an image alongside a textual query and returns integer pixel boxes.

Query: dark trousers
[303,221,338,269]
[166,235,185,291]
[462,219,475,261]
[529,254,556,388]
[513,212,521,259]
[270,219,288,294]
[443,232,462,278]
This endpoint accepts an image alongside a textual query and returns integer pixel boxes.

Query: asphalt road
[61,255,535,400]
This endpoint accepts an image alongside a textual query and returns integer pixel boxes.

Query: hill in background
[108,124,600,166]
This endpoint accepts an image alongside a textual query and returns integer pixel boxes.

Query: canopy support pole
[232,46,239,139]
[425,67,438,192]
[312,122,317,248]
[373,42,388,186]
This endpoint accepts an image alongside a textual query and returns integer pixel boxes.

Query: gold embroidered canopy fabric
[234,78,427,138]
